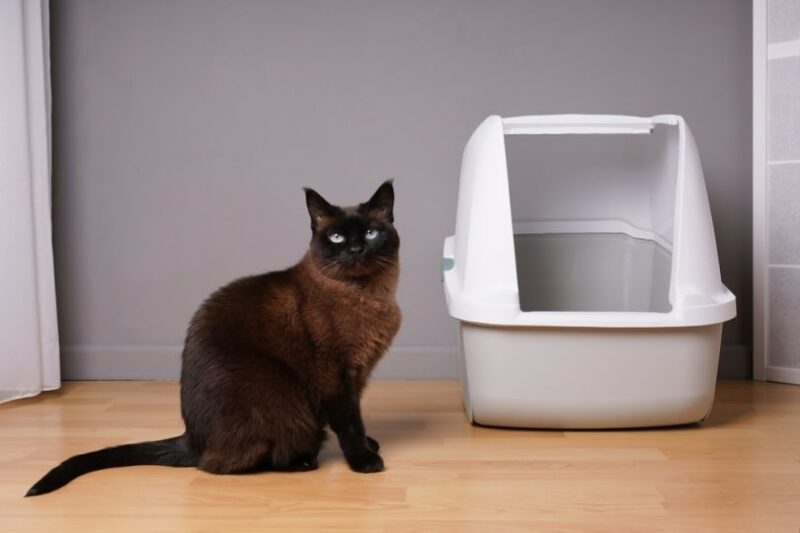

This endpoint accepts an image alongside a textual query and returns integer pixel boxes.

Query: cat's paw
[365,436,380,453]
[346,450,384,473]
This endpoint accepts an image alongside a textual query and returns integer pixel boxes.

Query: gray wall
[51,0,753,380]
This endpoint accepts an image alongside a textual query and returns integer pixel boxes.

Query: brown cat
[27,181,401,496]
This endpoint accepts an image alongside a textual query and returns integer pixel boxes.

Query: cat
[26,181,401,496]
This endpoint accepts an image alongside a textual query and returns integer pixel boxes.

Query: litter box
[442,114,736,429]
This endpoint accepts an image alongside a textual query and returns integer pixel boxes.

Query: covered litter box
[442,114,736,429]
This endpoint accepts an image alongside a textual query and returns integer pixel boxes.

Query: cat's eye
[365,229,379,241]
[328,233,345,244]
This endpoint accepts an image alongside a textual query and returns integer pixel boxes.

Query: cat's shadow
[316,415,429,465]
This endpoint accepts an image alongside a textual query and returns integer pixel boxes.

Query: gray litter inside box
[513,233,672,313]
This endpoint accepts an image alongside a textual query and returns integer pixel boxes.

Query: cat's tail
[25,434,198,497]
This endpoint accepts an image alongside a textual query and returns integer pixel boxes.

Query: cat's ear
[304,188,336,230]
[365,180,394,223]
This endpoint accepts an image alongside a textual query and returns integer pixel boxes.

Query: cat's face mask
[304,181,399,278]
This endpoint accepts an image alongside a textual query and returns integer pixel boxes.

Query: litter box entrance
[514,233,671,312]
[504,125,678,314]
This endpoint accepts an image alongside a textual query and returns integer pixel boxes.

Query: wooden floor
[1,381,799,532]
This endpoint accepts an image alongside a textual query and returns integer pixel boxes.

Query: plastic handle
[441,257,454,282]
[502,115,658,135]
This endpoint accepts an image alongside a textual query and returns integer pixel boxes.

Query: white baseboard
[61,343,749,381]
[765,365,800,385]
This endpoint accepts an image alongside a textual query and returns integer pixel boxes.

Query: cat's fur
[27,181,401,496]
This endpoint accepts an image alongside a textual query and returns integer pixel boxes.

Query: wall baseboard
[372,346,459,380]
[61,345,461,381]
[61,345,182,380]
[61,343,750,381]
[718,343,752,379]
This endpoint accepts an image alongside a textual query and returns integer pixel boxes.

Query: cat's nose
[349,244,363,253]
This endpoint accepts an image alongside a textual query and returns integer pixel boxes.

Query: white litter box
[442,114,736,429]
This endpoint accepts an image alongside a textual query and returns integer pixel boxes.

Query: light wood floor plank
[1,380,798,531]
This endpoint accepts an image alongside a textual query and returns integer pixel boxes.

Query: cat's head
[304,181,399,280]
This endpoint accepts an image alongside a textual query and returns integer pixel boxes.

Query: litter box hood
[442,114,736,328]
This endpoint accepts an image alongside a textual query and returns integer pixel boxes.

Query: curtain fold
[0,0,60,403]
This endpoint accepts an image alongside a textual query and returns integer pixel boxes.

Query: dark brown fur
[27,181,400,496]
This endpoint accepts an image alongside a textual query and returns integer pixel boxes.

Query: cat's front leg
[326,391,384,473]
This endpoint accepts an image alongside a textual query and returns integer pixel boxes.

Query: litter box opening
[504,124,679,313]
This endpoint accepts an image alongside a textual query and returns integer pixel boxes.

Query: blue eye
[365,229,379,240]
[328,233,345,244]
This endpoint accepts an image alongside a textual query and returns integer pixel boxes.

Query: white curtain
[0,0,60,403]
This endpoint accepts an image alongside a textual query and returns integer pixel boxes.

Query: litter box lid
[442,114,736,328]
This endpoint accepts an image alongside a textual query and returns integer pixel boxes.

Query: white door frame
[752,0,800,384]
